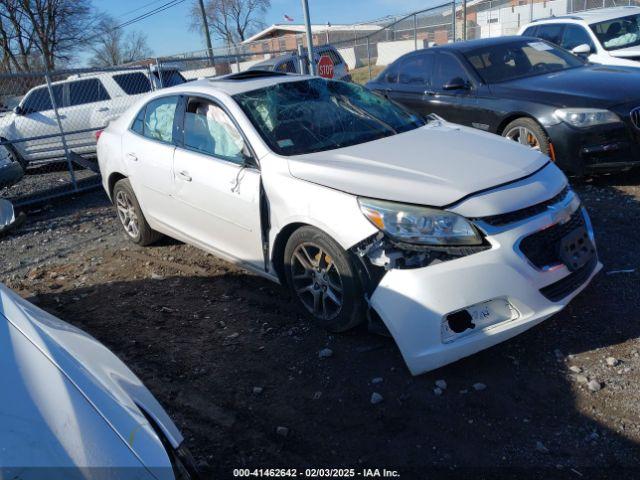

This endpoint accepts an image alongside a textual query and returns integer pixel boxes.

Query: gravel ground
[1,171,639,479]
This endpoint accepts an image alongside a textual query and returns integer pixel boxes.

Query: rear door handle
[126,152,138,162]
[177,170,192,182]
[97,107,109,112]
[423,90,436,97]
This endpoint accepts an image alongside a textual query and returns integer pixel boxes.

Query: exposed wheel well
[497,114,542,135]
[271,222,308,286]
[108,172,127,200]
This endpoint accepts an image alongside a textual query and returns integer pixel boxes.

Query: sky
[101,0,441,59]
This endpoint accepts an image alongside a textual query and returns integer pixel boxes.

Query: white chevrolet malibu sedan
[97,71,601,375]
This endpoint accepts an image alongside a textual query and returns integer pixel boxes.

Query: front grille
[519,209,585,269]
[631,107,640,131]
[540,256,597,302]
[478,186,569,227]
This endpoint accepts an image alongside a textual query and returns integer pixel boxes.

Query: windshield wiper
[334,95,398,135]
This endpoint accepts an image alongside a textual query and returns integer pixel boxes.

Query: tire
[502,118,550,157]
[284,226,365,333]
[112,178,162,246]
[0,139,27,172]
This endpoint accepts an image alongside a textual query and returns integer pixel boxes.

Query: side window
[433,53,470,90]
[536,24,565,46]
[522,26,538,37]
[397,53,434,86]
[22,85,63,113]
[143,96,179,143]
[131,106,145,135]
[561,25,595,51]
[183,97,247,164]
[113,72,152,95]
[68,79,110,107]
[379,63,400,84]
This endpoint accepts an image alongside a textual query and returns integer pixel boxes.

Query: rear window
[113,72,152,95]
[153,69,186,88]
[68,78,110,106]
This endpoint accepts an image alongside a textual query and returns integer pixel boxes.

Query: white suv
[519,7,640,67]
[0,67,186,168]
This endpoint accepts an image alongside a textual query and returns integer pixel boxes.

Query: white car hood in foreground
[287,121,549,207]
[0,284,179,479]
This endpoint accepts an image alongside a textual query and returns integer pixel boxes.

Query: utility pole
[198,0,214,63]
[302,0,316,75]
[462,0,467,41]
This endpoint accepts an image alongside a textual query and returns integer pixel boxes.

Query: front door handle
[177,170,192,182]
[97,107,109,112]
[126,152,138,162]
[423,90,436,97]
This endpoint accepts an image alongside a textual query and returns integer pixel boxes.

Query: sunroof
[214,70,288,81]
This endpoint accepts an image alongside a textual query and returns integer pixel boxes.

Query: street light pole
[302,0,316,75]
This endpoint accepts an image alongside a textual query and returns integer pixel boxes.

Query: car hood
[491,65,640,107]
[287,120,549,207]
[0,284,179,478]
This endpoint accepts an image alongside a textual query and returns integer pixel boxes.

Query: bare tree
[89,17,153,67]
[0,0,101,71]
[189,0,270,45]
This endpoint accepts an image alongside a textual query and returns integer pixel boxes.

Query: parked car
[0,283,198,479]
[97,70,600,375]
[248,45,352,81]
[0,67,186,169]
[0,143,24,189]
[519,7,640,67]
[367,36,640,175]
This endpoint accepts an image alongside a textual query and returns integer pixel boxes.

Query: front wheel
[502,118,550,156]
[284,226,365,333]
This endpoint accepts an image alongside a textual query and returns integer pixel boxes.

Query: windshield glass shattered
[233,78,425,156]
[590,13,640,51]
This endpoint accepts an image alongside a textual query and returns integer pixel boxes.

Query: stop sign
[317,54,334,79]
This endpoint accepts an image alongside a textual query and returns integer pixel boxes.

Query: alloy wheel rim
[290,242,344,321]
[505,126,541,150]
[115,190,140,239]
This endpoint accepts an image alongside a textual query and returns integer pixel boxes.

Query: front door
[13,85,65,162]
[171,96,264,268]
[427,52,478,126]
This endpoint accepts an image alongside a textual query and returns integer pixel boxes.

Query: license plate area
[441,298,519,343]
[559,226,595,272]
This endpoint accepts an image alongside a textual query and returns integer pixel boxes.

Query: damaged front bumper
[364,191,601,375]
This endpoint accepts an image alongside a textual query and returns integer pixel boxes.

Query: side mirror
[13,106,24,115]
[443,77,470,91]
[571,43,592,56]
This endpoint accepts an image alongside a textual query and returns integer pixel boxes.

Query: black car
[366,36,640,174]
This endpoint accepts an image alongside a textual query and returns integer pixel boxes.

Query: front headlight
[554,108,621,128]
[358,198,482,246]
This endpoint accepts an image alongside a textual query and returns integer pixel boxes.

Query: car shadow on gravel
[20,178,640,479]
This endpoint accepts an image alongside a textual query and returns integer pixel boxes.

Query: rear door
[125,95,181,226]
[63,78,112,154]
[171,96,263,267]
[427,51,478,125]
[385,52,436,115]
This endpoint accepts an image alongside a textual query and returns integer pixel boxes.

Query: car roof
[532,6,640,25]
[172,72,315,96]
[431,36,535,52]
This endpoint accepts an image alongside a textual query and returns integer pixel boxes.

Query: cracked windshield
[234,78,425,156]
